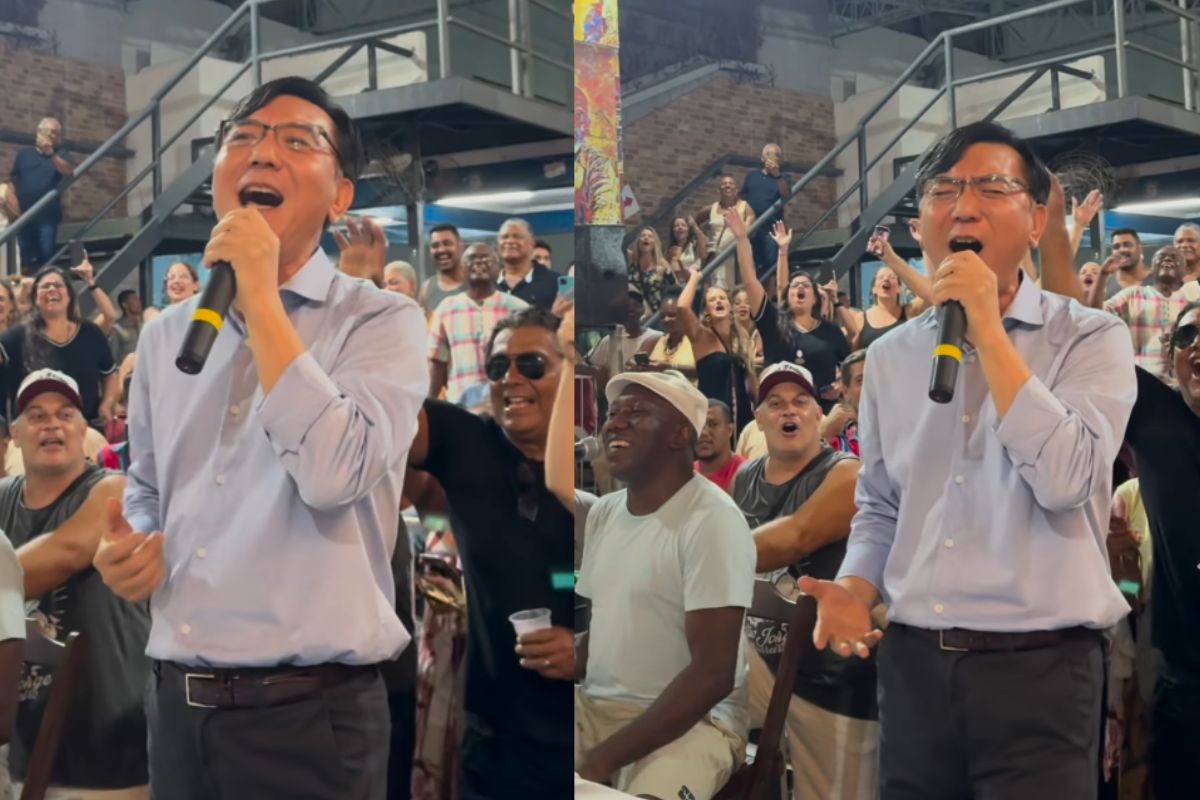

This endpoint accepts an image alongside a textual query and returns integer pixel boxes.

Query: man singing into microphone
[801,122,1136,797]
[91,77,427,799]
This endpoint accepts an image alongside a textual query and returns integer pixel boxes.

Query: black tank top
[858,305,907,350]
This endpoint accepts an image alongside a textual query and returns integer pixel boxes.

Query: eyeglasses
[921,174,1030,203]
[485,353,549,382]
[36,281,66,293]
[1171,323,1200,350]
[218,119,339,159]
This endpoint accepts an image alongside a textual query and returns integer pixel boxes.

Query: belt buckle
[938,630,968,652]
[185,672,217,708]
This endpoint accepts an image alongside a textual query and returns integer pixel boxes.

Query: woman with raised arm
[732,212,848,411]
[677,230,758,434]
[668,215,709,272]
[849,229,933,349]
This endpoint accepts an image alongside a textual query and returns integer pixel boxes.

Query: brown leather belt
[158,660,376,709]
[895,624,1100,653]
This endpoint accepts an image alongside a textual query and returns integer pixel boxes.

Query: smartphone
[633,352,650,367]
[69,240,85,269]
[557,274,574,301]
[417,553,461,581]
[872,225,891,243]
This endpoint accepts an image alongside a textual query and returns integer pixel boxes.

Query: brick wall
[623,73,838,239]
[0,41,128,224]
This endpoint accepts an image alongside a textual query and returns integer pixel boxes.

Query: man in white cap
[574,369,755,798]
[0,368,149,796]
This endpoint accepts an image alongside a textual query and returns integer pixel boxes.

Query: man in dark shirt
[408,307,573,798]
[9,118,74,273]
[741,143,790,276]
[496,218,559,311]
[0,368,149,794]
[1122,302,1200,796]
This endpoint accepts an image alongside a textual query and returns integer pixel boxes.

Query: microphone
[176,261,236,375]
[928,240,976,404]
[575,436,603,462]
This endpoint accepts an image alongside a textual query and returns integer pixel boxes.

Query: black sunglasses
[485,353,549,382]
[1172,323,1200,350]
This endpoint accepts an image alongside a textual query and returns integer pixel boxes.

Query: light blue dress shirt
[125,249,428,667]
[838,275,1136,631]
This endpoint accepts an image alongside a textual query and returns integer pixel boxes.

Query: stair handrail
[645,0,1120,326]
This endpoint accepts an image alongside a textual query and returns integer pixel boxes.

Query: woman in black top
[0,267,117,424]
[849,228,932,349]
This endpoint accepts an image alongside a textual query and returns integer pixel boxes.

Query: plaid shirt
[1105,282,1200,379]
[428,291,529,402]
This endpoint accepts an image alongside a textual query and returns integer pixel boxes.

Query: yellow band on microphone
[191,308,223,331]
[933,343,963,362]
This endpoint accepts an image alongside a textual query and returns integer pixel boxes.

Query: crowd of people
[0,76,573,800]
[574,121,1198,800]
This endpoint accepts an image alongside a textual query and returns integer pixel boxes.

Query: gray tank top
[422,276,467,314]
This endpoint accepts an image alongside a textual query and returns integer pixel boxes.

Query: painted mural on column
[574,0,621,226]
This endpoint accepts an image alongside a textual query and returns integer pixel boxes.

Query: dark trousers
[1149,659,1200,799]
[751,222,779,280]
[458,713,573,800]
[387,689,415,800]
[148,663,390,800]
[878,624,1103,800]
[17,219,57,272]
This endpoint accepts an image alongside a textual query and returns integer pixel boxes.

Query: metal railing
[0,0,570,275]
[647,0,1198,325]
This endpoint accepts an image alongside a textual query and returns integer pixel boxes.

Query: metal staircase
[0,0,570,295]
[654,0,1200,314]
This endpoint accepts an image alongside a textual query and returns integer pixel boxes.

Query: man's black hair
[840,349,867,380]
[707,398,733,424]
[222,76,364,180]
[486,307,562,357]
[117,289,138,307]
[534,239,552,254]
[430,224,461,239]
[1111,228,1141,242]
[915,121,1051,205]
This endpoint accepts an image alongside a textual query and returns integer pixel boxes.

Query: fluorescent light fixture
[1112,197,1200,214]
[437,190,535,208]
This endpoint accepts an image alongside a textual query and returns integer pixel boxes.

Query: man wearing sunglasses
[409,307,574,798]
[801,122,1137,798]
[1045,239,1200,796]
[428,241,528,405]
[90,77,428,799]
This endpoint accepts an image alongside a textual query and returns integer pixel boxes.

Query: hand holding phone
[556,274,574,302]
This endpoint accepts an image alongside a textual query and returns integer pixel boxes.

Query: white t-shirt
[578,474,756,737]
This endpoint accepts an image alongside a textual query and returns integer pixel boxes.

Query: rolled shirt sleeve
[993,317,1137,513]
[257,302,429,511]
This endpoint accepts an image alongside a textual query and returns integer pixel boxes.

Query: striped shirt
[1104,282,1200,379]
[428,291,529,403]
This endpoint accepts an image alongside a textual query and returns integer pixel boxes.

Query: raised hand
[723,206,749,242]
[1072,189,1104,230]
[333,216,388,284]
[769,220,792,248]
[799,576,882,658]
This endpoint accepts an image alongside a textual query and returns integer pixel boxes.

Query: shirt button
[197,547,207,559]
[181,623,192,635]
[961,414,971,424]
[934,603,945,614]
[945,538,955,548]
[215,475,225,486]
[954,475,964,485]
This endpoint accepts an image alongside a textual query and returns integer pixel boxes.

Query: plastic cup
[509,608,552,637]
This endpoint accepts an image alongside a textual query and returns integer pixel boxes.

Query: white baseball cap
[605,369,709,436]
[17,368,82,414]
[757,361,818,404]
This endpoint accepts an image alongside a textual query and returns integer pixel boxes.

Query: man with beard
[1,369,150,796]
[733,362,877,799]
[802,122,1136,798]
[409,307,574,798]
[1102,229,1150,297]
[575,370,754,799]
[694,399,744,493]
[496,219,558,311]
[1084,246,1193,379]
[418,224,466,316]
[428,242,528,404]
[91,77,428,798]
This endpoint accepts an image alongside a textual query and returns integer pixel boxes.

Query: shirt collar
[280,247,337,303]
[920,269,1043,329]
